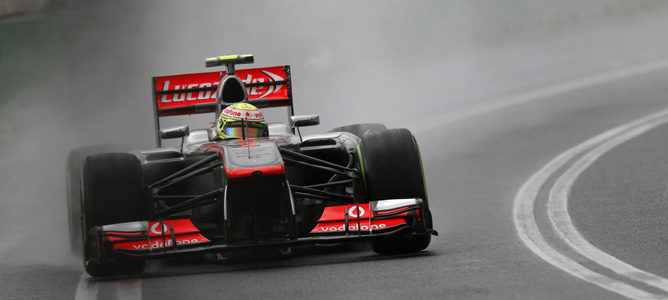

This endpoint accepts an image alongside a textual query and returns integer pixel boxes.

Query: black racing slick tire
[329,123,387,138]
[67,145,129,256]
[358,128,432,255]
[81,153,148,277]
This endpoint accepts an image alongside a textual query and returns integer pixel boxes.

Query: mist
[0,0,665,266]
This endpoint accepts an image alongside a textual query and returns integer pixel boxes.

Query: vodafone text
[131,238,204,250]
[319,223,387,232]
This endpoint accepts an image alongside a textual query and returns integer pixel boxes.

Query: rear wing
[151,65,293,146]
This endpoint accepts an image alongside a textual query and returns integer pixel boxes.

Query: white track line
[414,58,668,132]
[513,121,661,299]
[514,108,668,299]
[74,274,98,300]
[548,111,668,293]
[74,275,142,300]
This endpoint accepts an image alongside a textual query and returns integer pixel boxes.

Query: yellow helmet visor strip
[218,120,268,139]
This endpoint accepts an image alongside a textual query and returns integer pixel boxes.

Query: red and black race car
[66,55,437,277]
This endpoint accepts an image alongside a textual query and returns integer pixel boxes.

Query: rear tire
[67,145,129,256]
[358,128,432,255]
[329,123,386,138]
[82,153,148,277]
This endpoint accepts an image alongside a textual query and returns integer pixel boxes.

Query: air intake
[219,75,247,104]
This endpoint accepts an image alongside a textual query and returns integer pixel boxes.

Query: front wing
[86,198,435,262]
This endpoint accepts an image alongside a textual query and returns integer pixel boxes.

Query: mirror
[160,125,190,139]
[207,127,221,141]
[290,115,320,127]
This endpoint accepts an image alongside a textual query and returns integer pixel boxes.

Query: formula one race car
[66,55,436,277]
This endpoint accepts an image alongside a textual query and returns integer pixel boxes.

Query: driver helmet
[216,103,268,139]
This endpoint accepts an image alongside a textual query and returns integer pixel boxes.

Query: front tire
[67,145,129,255]
[358,128,432,255]
[81,153,148,277]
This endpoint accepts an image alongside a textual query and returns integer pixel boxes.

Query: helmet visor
[221,120,268,138]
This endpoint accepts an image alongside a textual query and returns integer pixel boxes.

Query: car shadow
[88,242,439,282]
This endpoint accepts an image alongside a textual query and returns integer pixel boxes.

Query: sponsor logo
[348,206,366,218]
[221,109,264,121]
[318,223,387,232]
[247,71,284,98]
[160,81,219,103]
[130,238,206,250]
[159,71,285,103]
[150,223,169,235]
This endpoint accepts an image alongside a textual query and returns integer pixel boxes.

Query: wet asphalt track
[62,61,668,300]
[3,3,668,299]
